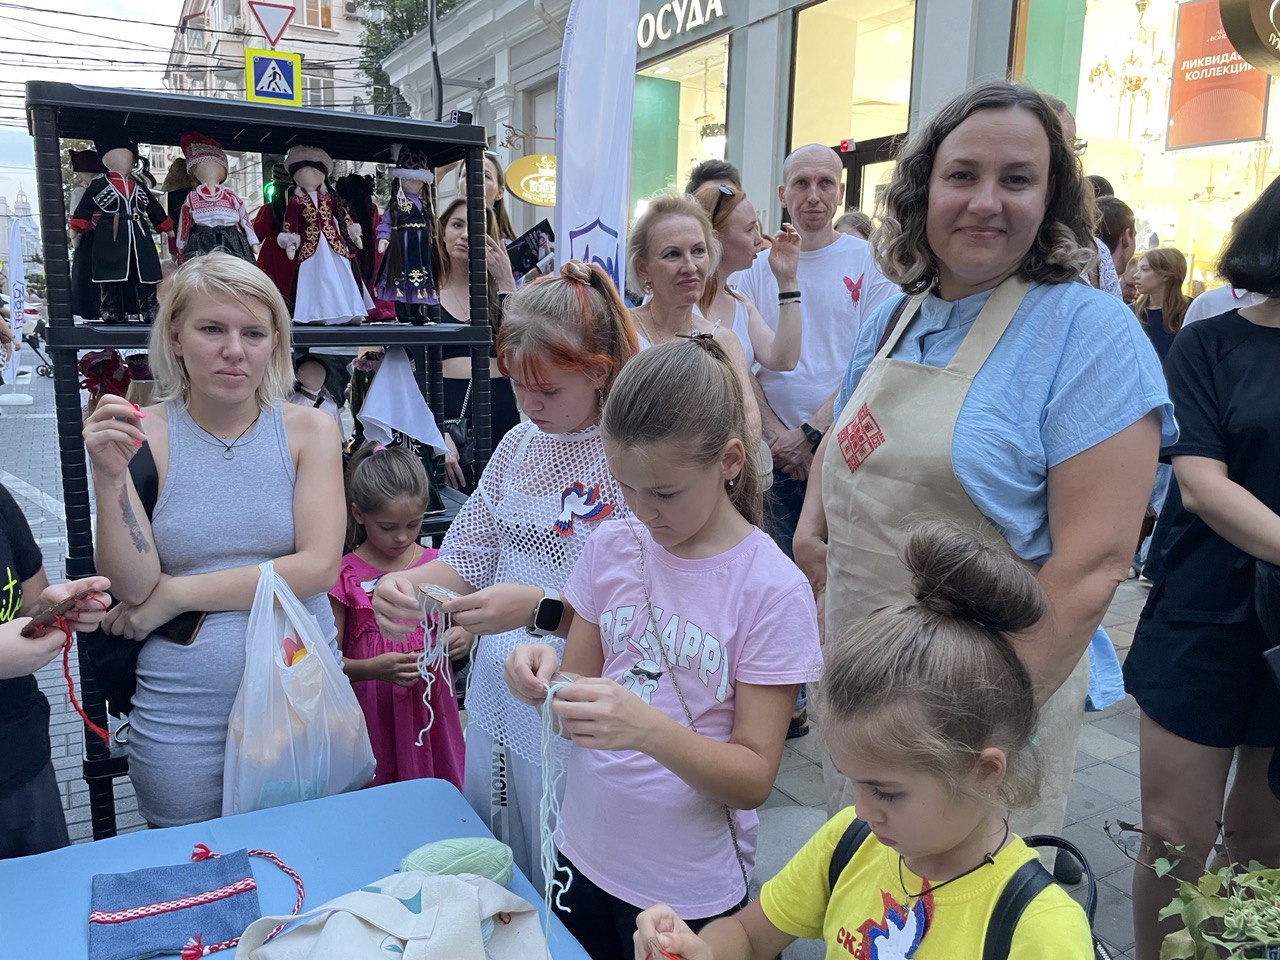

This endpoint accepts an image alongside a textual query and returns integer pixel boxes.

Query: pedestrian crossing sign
[245,48,302,106]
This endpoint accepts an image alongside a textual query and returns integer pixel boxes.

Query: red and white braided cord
[88,877,258,924]
[179,845,306,958]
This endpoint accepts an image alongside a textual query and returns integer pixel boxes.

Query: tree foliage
[358,0,465,117]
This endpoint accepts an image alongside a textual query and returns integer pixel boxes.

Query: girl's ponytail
[602,335,762,527]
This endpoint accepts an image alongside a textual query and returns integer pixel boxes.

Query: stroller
[24,317,53,379]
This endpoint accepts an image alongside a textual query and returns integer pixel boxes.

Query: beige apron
[819,276,1088,852]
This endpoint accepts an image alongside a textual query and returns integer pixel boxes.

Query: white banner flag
[554,0,642,293]
[5,219,25,386]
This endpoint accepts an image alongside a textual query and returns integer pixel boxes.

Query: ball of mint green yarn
[400,837,514,887]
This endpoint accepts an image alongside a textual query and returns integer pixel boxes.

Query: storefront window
[1018,0,1280,289]
[632,35,729,217]
[790,0,916,150]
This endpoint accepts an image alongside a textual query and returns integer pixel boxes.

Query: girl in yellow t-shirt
[633,520,1093,960]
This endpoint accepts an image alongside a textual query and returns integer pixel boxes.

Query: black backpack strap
[983,858,1054,960]
[828,817,873,892]
[1022,835,1098,925]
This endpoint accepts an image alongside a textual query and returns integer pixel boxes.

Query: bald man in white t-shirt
[734,144,899,556]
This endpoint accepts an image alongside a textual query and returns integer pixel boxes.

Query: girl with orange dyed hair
[371,260,638,891]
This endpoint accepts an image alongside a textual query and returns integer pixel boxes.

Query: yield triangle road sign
[248,0,294,47]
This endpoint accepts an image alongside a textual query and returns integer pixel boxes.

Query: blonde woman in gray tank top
[84,252,346,827]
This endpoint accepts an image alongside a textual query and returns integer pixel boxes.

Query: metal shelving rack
[25,81,494,839]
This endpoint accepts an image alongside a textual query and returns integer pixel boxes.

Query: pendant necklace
[897,817,1010,903]
[192,411,261,460]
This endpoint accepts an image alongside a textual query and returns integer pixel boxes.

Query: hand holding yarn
[442,583,542,637]
[40,577,114,635]
[552,676,661,752]
[371,573,421,639]
[504,642,561,706]
[633,905,711,960]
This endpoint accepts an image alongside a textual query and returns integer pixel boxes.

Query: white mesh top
[439,420,627,764]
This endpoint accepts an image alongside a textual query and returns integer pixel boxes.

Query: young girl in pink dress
[330,444,464,787]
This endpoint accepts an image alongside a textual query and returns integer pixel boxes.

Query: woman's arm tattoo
[118,483,152,554]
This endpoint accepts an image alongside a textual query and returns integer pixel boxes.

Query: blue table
[0,779,590,958]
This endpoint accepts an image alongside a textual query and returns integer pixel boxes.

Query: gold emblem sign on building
[506,154,557,207]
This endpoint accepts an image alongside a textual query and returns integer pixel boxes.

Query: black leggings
[552,850,746,960]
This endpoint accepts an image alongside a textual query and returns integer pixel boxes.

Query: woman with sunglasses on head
[692,183,803,374]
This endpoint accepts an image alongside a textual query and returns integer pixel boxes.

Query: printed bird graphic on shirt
[844,274,864,305]
[621,624,664,704]
[553,481,615,537]
[854,890,933,959]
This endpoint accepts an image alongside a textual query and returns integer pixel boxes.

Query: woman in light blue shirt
[794,81,1176,858]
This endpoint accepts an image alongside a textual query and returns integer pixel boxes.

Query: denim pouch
[87,845,301,960]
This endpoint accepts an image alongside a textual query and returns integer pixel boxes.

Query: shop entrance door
[839,134,904,212]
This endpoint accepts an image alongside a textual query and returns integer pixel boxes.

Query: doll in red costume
[276,145,372,324]
[175,132,259,264]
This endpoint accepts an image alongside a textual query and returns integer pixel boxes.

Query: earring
[643,281,653,293]
[727,477,736,488]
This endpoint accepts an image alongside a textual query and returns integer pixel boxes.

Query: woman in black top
[436,198,521,490]
[0,484,113,858]
[1124,178,1280,960]
[1131,247,1190,363]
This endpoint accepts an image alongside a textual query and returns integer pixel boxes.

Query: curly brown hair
[872,82,1097,295]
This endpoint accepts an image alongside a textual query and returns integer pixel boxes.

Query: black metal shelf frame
[25,81,495,840]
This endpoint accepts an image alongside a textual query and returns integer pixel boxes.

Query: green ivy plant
[1107,822,1280,960]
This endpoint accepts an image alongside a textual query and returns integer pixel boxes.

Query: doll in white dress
[276,145,373,324]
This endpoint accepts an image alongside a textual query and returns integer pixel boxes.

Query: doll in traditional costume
[69,136,172,324]
[374,144,443,324]
[276,145,372,324]
[67,149,106,320]
[335,173,395,320]
[253,163,298,309]
[176,132,259,264]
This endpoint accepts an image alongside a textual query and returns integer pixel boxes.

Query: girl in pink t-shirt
[330,443,465,788]
[507,338,823,959]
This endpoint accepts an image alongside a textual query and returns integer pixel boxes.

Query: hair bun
[560,259,593,284]
[903,519,1047,634]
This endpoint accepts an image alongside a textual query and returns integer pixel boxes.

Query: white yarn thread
[539,677,575,924]
[415,591,454,745]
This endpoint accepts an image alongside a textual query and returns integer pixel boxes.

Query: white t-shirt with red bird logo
[735,232,899,430]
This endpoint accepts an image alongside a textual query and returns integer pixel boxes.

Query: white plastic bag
[223,561,376,816]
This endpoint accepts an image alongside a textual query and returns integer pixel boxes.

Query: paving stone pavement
[2,343,1151,956]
